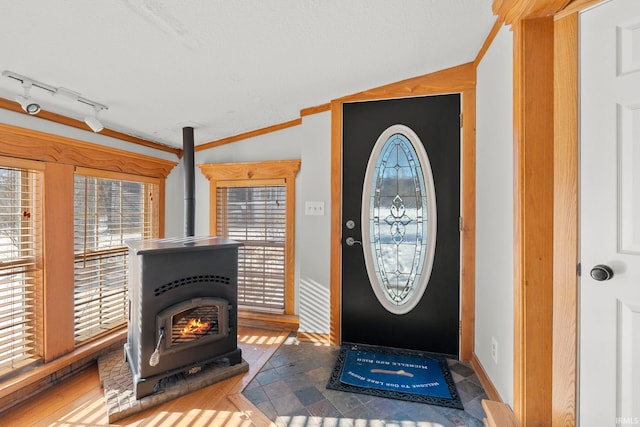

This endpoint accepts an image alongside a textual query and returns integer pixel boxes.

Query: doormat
[326,343,463,409]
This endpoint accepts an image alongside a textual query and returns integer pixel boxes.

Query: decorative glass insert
[362,125,437,315]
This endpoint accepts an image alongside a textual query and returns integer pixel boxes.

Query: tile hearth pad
[98,349,248,423]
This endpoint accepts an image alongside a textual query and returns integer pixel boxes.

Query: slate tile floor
[243,336,489,426]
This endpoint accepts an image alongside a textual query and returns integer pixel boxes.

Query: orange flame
[180,318,210,336]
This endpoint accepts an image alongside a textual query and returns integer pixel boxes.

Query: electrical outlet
[304,201,325,216]
[491,337,498,364]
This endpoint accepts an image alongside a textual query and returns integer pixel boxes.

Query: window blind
[74,174,158,343]
[0,166,42,374]
[216,185,286,311]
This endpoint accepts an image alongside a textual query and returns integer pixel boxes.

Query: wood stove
[125,236,243,399]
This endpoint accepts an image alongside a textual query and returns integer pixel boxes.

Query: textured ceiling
[0,1,495,148]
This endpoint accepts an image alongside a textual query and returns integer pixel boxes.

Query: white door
[581,0,640,425]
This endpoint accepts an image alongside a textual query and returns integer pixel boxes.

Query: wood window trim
[198,160,301,319]
[0,123,177,179]
[42,162,75,360]
[329,62,477,363]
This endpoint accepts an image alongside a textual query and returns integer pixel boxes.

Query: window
[73,169,159,343]
[362,125,437,315]
[199,160,300,317]
[0,123,175,381]
[217,183,286,310]
[0,163,42,375]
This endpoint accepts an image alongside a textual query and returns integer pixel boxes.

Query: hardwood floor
[2,327,288,427]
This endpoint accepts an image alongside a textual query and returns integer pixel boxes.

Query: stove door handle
[149,328,165,367]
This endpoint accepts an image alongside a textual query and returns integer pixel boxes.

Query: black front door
[341,94,460,357]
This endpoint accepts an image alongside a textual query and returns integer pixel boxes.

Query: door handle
[590,264,614,281]
[345,237,362,246]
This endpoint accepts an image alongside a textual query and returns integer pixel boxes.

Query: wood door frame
[329,62,477,362]
[553,11,580,427]
[553,2,606,426]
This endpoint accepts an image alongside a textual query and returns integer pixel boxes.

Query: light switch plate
[305,201,324,216]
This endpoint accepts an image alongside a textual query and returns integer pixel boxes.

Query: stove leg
[227,348,242,365]
[134,378,157,400]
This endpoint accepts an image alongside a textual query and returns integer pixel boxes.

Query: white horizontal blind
[217,185,286,311]
[74,174,158,343]
[0,166,42,374]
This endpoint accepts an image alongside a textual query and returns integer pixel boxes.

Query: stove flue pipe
[183,126,195,237]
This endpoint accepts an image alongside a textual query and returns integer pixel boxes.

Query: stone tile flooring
[243,336,489,426]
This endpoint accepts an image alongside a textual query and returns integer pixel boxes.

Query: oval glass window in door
[361,124,437,315]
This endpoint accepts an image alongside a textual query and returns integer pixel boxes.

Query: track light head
[84,106,104,133]
[16,95,41,115]
[84,115,103,133]
[15,81,41,115]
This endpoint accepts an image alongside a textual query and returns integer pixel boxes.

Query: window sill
[0,328,126,412]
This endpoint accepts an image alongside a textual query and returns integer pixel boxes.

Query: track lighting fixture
[84,106,105,133]
[2,70,108,131]
[15,82,41,115]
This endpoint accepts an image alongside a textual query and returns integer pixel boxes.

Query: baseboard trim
[469,353,519,426]
[296,332,330,344]
[470,352,503,402]
[238,310,299,332]
[482,400,519,427]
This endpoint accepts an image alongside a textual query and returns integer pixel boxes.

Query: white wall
[195,112,332,333]
[164,161,185,238]
[475,25,514,406]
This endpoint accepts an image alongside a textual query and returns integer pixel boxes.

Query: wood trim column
[460,88,477,362]
[552,12,578,427]
[512,17,555,425]
[329,100,343,346]
[42,162,75,360]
